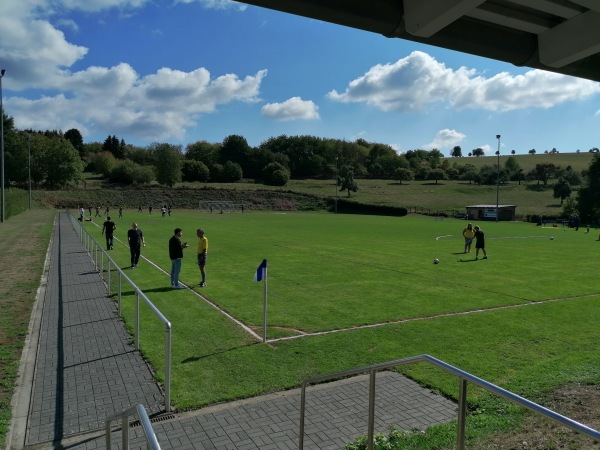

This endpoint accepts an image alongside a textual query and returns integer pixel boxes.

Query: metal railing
[105,403,161,450]
[299,354,600,450]
[67,212,172,411]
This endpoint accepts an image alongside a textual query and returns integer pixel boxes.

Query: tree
[577,155,600,222]
[553,177,572,205]
[511,169,526,185]
[102,135,125,159]
[64,128,84,158]
[428,149,443,168]
[472,148,485,157]
[450,146,462,157]
[42,139,85,187]
[511,150,516,155]
[528,149,536,155]
[478,165,508,185]
[561,169,582,186]
[427,168,448,184]
[338,165,358,197]
[220,135,251,167]
[504,156,520,172]
[151,143,182,187]
[394,167,414,184]
[534,163,556,185]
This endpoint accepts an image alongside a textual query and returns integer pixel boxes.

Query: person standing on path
[127,222,145,268]
[196,228,208,287]
[102,216,116,250]
[462,223,475,253]
[169,228,188,289]
[474,225,487,260]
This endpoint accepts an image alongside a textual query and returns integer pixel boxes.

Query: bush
[182,160,210,182]
[262,162,290,186]
[222,161,243,182]
[109,160,154,184]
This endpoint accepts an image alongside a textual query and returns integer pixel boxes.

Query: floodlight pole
[0,69,5,222]
[496,134,501,222]
[28,133,32,209]
[335,156,338,214]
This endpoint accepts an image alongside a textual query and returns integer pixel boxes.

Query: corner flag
[253,259,267,282]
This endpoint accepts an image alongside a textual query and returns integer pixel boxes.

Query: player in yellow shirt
[462,223,475,253]
[196,228,208,287]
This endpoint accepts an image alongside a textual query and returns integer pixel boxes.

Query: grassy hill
[446,151,594,173]
[32,152,594,220]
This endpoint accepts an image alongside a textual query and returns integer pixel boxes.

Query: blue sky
[1,0,600,155]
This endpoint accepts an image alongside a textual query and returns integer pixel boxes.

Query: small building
[465,204,516,221]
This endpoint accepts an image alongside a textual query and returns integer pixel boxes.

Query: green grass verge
[0,209,55,449]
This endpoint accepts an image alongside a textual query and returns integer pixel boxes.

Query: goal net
[198,201,246,213]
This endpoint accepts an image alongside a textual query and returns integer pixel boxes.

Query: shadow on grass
[458,257,478,263]
[180,343,259,364]
[118,287,176,296]
[526,184,552,192]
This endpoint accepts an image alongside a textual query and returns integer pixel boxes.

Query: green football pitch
[83,211,600,414]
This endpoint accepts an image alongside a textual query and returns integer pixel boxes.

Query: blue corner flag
[253,259,267,282]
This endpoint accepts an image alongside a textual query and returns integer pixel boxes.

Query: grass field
[0,209,55,449]
[80,208,600,442]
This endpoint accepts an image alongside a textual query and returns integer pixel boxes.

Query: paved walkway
[8,212,457,450]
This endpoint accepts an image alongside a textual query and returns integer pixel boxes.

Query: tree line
[2,110,600,221]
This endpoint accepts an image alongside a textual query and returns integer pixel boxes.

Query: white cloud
[261,97,320,121]
[8,64,268,141]
[327,51,600,112]
[55,0,150,13]
[425,129,466,150]
[1,0,265,141]
[174,0,247,11]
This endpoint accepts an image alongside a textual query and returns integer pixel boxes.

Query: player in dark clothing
[169,228,188,288]
[102,216,116,250]
[127,223,145,268]
[474,226,487,260]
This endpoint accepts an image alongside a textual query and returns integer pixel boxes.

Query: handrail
[299,354,600,450]
[105,403,161,450]
[67,211,172,411]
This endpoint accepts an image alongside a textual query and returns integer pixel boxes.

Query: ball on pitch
[433,258,440,264]
[550,236,554,240]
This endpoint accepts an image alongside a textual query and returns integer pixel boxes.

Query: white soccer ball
[550,236,554,240]
[433,258,440,264]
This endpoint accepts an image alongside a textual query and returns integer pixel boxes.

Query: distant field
[82,210,600,418]
[444,151,594,173]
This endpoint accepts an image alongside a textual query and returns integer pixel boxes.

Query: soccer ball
[433,258,440,264]
[550,236,554,240]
